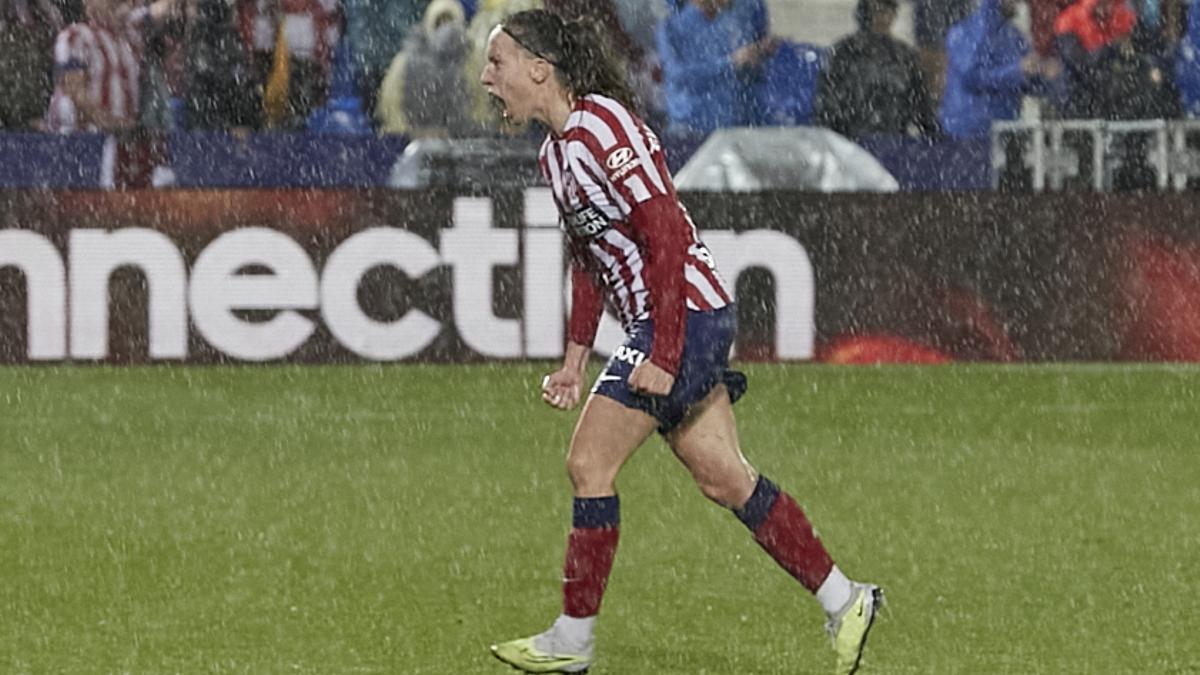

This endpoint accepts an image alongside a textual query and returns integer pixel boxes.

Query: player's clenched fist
[628,361,675,396]
[541,369,582,410]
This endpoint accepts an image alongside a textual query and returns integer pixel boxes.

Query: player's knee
[695,477,741,508]
[565,453,615,494]
[694,471,756,508]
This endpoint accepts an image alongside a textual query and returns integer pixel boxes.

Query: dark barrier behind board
[2,189,1200,363]
[0,132,987,190]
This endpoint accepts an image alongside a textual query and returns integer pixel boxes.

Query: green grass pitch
[1,363,1197,674]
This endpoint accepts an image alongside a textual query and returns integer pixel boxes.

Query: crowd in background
[2,0,1199,143]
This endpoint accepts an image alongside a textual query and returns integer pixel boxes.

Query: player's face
[481,27,537,124]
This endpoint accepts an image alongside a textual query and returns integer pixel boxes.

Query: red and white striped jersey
[539,94,732,372]
[46,20,141,133]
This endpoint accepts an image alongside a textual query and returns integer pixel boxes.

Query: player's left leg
[665,386,883,675]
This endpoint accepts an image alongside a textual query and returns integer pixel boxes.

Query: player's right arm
[542,253,604,410]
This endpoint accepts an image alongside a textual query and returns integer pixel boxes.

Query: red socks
[735,476,834,592]
[562,526,620,617]
[559,480,836,619]
[562,496,620,617]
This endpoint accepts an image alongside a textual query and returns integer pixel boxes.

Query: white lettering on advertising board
[0,189,815,361]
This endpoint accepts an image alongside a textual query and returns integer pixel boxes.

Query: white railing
[990,119,1200,191]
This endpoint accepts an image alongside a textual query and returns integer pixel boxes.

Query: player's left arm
[568,105,686,395]
[627,197,690,396]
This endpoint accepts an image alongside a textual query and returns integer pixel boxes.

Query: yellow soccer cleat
[490,635,592,673]
[826,582,884,675]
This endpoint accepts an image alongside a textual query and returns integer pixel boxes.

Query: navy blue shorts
[591,305,748,434]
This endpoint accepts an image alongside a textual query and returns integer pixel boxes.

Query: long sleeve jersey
[537,93,733,375]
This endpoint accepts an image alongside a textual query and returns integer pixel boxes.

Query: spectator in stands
[377,0,477,137]
[1174,0,1200,116]
[45,0,175,132]
[755,40,826,126]
[1054,0,1183,119]
[1089,35,1180,118]
[1128,0,1183,57]
[1030,0,1074,55]
[59,0,84,23]
[138,0,184,132]
[610,0,669,126]
[237,0,342,130]
[1095,36,1182,188]
[940,0,1061,138]
[0,0,63,129]
[913,0,974,102]
[344,0,425,120]
[611,0,666,55]
[657,0,778,136]
[814,0,940,139]
[181,0,260,129]
[1056,0,1178,189]
[1053,0,1135,70]
[1033,0,1174,59]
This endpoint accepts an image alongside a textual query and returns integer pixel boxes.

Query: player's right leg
[666,387,883,675]
[491,394,657,673]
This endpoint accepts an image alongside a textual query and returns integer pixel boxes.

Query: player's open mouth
[488,93,511,120]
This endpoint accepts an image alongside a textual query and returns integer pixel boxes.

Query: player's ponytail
[501,9,637,112]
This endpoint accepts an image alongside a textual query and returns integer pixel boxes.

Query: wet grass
[1,363,1197,674]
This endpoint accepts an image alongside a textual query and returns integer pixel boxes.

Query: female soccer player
[481,10,882,674]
